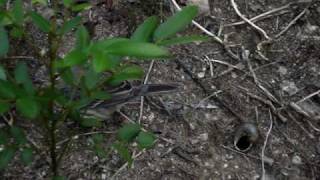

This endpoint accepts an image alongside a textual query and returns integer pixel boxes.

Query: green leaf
[153,5,198,41]
[10,26,24,38]
[92,134,104,144]
[91,91,111,100]
[14,62,35,95]
[31,0,47,5]
[80,118,102,128]
[0,80,16,99]
[0,0,7,6]
[55,49,87,68]
[131,16,159,42]
[84,68,99,89]
[112,142,132,166]
[108,66,144,86]
[63,0,73,7]
[117,123,141,143]
[0,65,6,80]
[73,97,92,110]
[16,97,39,119]
[136,131,156,149]
[29,11,51,33]
[52,176,67,180]
[0,146,16,169]
[12,0,24,25]
[21,147,33,165]
[75,25,89,50]
[106,41,170,58]
[0,131,8,145]
[10,126,27,145]
[92,51,119,73]
[60,68,74,85]
[157,35,209,46]
[0,26,9,57]
[0,101,10,114]
[71,3,91,12]
[89,38,129,53]
[93,144,107,158]
[0,11,13,26]
[58,16,82,35]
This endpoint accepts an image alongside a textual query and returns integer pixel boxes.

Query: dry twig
[138,60,155,123]
[296,89,320,104]
[57,131,115,146]
[221,145,274,166]
[261,110,273,180]
[225,3,291,27]
[170,0,240,60]
[230,0,271,40]
[110,151,144,180]
[275,7,308,38]
[238,86,287,123]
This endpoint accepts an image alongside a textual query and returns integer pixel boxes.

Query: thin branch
[261,110,273,180]
[170,0,223,44]
[56,131,115,146]
[275,7,308,38]
[230,0,271,40]
[138,60,155,123]
[110,151,144,180]
[225,3,291,27]
[296,89,320,104]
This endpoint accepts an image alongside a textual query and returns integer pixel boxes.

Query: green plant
[0,0,207,178]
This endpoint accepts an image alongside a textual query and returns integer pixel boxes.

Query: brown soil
[1,0,320,179]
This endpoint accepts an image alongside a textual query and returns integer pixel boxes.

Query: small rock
[305,23,319,34]
[225,154,233,160]
[278,66,288,75]
[236,63,245,70]
[223,163,228,168]
[292,155,302,165]
[199,133,208,141]
[101,174,107,180]
[148,112,155,122]
[191,139,199,144]
[189,123,196,130]
[187,0,210,15]
[197,71,206,78]
[231,72,238,78]
[280,80,298,95]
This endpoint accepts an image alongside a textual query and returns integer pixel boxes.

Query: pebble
[197,72,206,78]
[280,80,298,95]
[292,155,302,165]
[223,163,228,168]
[278,66,288,75]
[225,154,234,160]
[231,72,238,78]
[199,133,208,141]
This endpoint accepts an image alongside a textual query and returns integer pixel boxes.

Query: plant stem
[48,0,59,175]
[48,31,58,176]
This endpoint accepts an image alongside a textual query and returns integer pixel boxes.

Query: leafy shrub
[0,0,207,178]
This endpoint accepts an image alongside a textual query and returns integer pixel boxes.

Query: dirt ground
[2,0,320,179]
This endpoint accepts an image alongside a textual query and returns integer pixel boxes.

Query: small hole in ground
[236,135,251,151]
